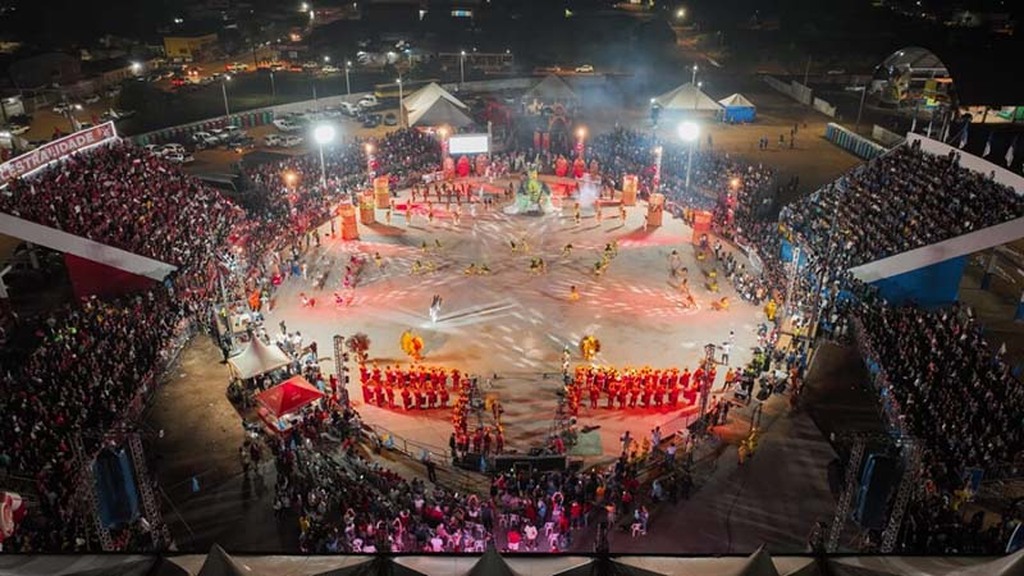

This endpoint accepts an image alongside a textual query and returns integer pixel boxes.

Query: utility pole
[803,55,812,86]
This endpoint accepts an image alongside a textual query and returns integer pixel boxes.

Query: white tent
[653,82,722,112]
[524,74,578,103]
[227,337,291,380]
[403,82,468,114]
[719,93,756,108]
[408,98,475,128]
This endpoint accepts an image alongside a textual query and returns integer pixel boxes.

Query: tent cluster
[651,82,757,122]
[2,544,1022,576]
[402,82,474,128]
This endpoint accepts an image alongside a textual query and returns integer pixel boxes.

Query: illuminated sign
[0,122,118,183]
[448,134,489,155]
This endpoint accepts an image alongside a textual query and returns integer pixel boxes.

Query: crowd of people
[781,142,1024,270]
[267,423,667,555]
[0,289,189,551]
[0,143,243,272]
[0,128,449,552]
[855,303,1023,553]
[1,108,1021,557]
[857,304,1023,485]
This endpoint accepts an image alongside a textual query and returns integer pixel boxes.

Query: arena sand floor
[146,182,847,554]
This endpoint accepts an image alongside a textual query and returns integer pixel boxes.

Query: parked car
[383,112,398,126]
[208,128,229,142]
[52,102,75,114]
[321,65,340,74]
[263,134,283,147]
[361,114,381,128]
[143,144,163,155]
[575,64,594,73]
[273,118,302,132]
[227,136,256,153]
[164,152,195,164]
[357,95,379,110]
[226,62,249,73]
[83,94,101,104]
[280,134,304,147]
[192,131,220,148]
[161,143,186,155]
[221,125,247,139]
[339,102,359,116]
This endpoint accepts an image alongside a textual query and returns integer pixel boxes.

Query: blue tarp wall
[93,448,141,529]
[723,105,756,123]
[869,255,967,308]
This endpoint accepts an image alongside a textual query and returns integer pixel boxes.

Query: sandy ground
[258,186,764,458]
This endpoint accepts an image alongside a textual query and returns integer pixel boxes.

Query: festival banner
[0,122,118,182]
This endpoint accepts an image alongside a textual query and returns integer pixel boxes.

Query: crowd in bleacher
[854,303,1023,553]
[0,290,186,551]
[0,129,443,552]
[858,303,1023,483]
[0,143,244,271]
[781,142,1024,270]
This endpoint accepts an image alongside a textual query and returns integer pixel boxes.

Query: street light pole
[313,124,335,189]
[397,77,404,128]
[345,61,352,96]
[269,71,276,104]
[460,50,466,87]
[691,64,698,85]
[854,85,868,134]
[679,121,700,190]
[365,143,375,188]
[686,142,695,189]
[221,76,231,117]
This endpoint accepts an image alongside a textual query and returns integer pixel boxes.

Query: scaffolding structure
[827,432,920,553]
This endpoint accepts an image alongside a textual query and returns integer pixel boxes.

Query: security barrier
[824,123,888,160]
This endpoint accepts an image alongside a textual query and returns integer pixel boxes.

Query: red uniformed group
[358,363,458,411]
[451,379,506,458]
[567,365,718,414]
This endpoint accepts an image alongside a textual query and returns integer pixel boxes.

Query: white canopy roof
[525,74,578,102]
[227,337,291,380]
[403,82,467,114]
[654,82,723,111]
[408,98,475,128]
[719,93,756,108]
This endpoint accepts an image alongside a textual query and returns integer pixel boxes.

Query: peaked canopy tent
[255,375,324,417]
[197,545,260,576]
[719,93,757,122]
[403,82,468,115]
[464,545,520,576]
[653,82,723,113]
[524,74,579,104]
[408,98,475,128]
[554,557,665,576]
[227,337,291,380]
